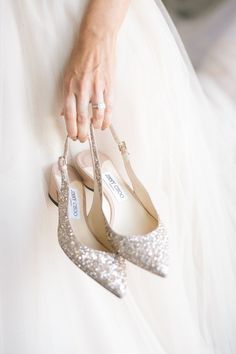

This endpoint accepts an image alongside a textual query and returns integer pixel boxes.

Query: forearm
[80,0,131,39]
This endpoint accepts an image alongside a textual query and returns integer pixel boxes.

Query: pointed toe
[109,221,169,277]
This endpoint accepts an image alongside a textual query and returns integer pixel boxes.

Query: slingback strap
[109,123,159,219]
[109,124,129,157]
[58,124,159,220]
[86,123,109,240]
[88,123,103,202]
[58,135,69,181]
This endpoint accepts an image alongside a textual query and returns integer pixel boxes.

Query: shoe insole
[80,157,158,236]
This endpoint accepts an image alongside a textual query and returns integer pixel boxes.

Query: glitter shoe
[74,123,169,277]
[48,136,127,298]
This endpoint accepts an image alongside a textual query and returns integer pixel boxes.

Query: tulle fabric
[0,0,236,353]
[199,13,236,103]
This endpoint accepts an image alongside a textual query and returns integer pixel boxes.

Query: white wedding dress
[1,1,236,353]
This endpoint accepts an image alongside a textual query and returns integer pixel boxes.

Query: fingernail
[94,123,102,129]
[102,123,110,130]
[79,133,88,142]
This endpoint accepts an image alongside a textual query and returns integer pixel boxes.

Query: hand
[62,30,117,142]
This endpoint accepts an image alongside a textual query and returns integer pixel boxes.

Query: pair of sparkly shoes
[48,123,169,298]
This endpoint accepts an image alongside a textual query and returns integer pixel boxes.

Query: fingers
[63,76,90,142]
[91,82,106,129]
[76,91,90,142]
[64,93,77,140]
[63,77,114,139]
[102,88,113,130]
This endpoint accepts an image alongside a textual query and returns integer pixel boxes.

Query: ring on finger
[91,102,106,110]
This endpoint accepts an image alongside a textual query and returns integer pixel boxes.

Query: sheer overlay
[0,1,236,353]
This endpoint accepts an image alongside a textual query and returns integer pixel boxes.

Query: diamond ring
[91,102,106,110]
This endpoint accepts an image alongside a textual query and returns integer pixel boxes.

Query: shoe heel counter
[48,171,58,206]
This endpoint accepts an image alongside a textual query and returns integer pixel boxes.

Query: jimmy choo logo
[68,188,80,219]
[102,172,127,202]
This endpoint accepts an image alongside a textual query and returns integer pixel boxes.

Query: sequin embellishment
[56,149,127,298]
[88,124,169,277]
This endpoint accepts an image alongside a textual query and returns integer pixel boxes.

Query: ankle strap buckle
[118,141,128,154]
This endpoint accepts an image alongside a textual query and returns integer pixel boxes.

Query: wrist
[79,23,119,42]
[77,24,118,54]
